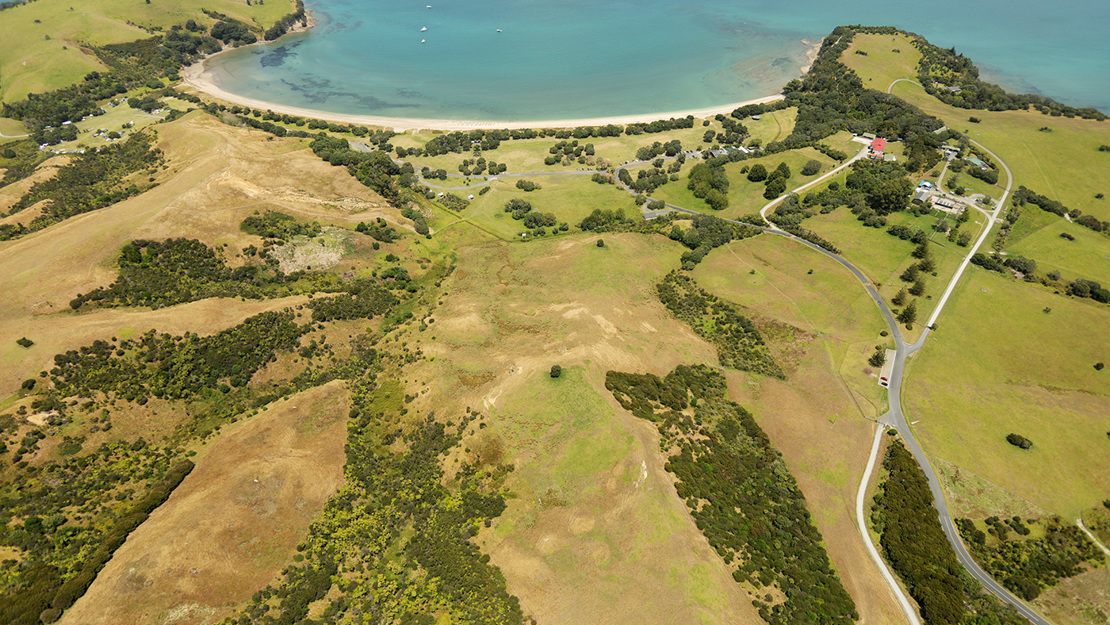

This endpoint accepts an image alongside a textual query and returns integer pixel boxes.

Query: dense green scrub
[956,515,1103,601]
[228,361,524,624]
[656,272,785,379]
[0,132,162,240]
[605,365,856,625]
[871,440,1027,625]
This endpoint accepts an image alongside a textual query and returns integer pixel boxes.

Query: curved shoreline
[180,14,816,132]
[181,61,788,131]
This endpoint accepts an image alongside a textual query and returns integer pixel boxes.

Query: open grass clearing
[903,268,1110,519]
[742,107,798,146]
[406,234,761,624]
[59,381,349,625]
[804,202,987,337]
[647,147,837,220]
[0,0,295,101]
[1008,213,1110,286]
[434,174,634,240]
[891,81,1110,222]
[840,33,923,91]
[1033,566,1110,625]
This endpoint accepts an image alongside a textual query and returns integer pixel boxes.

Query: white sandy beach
[181,34,818,132]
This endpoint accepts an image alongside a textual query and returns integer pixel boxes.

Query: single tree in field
[900,264,920,282]
[909,278,926,296]
[746,163,768,182]
[897,300,918,327]
[892,287,908,306]
[550,365,562,378]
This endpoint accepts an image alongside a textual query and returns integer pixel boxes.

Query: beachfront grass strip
[902,268,1110,519]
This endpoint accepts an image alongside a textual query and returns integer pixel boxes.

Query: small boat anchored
[496,28,502,32]
[421,38,426,43]
[420,26,428,32]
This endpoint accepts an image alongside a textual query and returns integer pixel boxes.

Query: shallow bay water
[206,0,1110,121]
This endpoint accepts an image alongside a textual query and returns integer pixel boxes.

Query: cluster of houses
[913,180,963,215]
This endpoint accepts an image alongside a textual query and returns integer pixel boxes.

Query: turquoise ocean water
[205,0,1110,121]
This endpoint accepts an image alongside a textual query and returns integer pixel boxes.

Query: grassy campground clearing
[903,267,1110,520]
[840,33,922,92]
[891,81,1110,222]
[0,0,295,102]
[647,146,838,219]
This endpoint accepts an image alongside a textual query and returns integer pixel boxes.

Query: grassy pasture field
[840,33,923,92]
[890,81,1110,222]
[903,268,1110,519]
[431,173,635,239]
[804,201,988,335]
[404,232,906,624]
[59,381,350,625]
[1008,212,1110,286]
[0,0,296,102]
[647,147,837,219]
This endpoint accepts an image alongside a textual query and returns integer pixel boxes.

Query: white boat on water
[421,26,428,32]
[496,28,502,32]
[421,39,426,43]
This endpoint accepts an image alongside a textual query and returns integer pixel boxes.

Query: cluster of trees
[3,133,161,240]
[972,251,1110,303]
[705,114,748,146]
[307,281,397,322]
[545,139,594,165]
[746,161,793,199]
[49,311,307,402]
[844,160,914,215]
[635,139,683,161]
[871,440,1026,625]
[688,162,730,209]
[777,26,945,149]
[956,515,1103,600]
[604,365,858,625]
[1006,433,1033,450]
[623,115,695,135]
[234,382,525,625]
[501,199,560,234]
[0,440,191,625]
[241,210,322,240]
[666,214,760,268]
[264,0,307,40]
[67,238,326,309]
[439,193,470,211]
[458,156,505,176]
[209,19,256,45]
[656,271,785,378]
[310,134,408,207]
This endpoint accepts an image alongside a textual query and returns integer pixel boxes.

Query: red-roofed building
[869,137,887,159]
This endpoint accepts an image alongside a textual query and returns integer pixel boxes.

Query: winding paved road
[615,138,1047,624]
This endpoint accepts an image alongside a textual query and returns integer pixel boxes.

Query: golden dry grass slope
[0,112,395,397]
[399,232,904,625]
[58,381,350,625]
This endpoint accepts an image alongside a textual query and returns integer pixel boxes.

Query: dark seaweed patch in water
[395,88,424,99]
[280,76,419,111]
[259,40,304,68]
[771,56,792,68]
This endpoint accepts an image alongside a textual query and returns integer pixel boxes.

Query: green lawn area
[903,268,1110,519]
[945,169,1004,201]
[647,147,838,220]
[840,33,923,91]
[744,108,798,146]
[0,118,29,145]
[891,80,1110,221]
[1007,213,1110,286]
[430,174,635,240]
[805,202,989,336]
[693,234,890,418]
[0,0,296,102]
